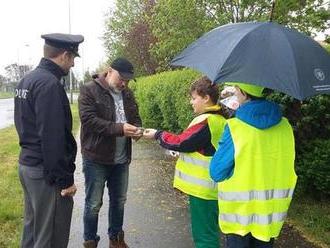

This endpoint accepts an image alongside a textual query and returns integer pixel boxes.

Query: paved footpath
[68,139,193,248]
[68,138,319,248]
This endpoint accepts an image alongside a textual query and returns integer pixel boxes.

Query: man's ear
[56,52,66,64]
[59,51,69,62]
[64,51,75,59]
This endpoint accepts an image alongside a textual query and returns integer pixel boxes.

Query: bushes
[267,93,330,198]
[132,69,330,199]
[131,69,200,132]
[295,139,330,199]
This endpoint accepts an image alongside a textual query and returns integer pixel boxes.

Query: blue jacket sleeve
[210,124,235,182]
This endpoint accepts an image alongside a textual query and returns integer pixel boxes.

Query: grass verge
[288,196,330,247]
[0,127,21,248]
[0,92,14,99]
[71,102,79,134]
[0,103,79,247]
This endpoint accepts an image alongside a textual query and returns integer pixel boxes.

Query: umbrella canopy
[171,21,330,100]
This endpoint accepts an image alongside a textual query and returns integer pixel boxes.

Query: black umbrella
[171,21,330,100]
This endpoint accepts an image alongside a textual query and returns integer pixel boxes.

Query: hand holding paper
[143,128,157,139]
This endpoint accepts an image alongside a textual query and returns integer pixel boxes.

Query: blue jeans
[225,233,274,248]
[83,159,129,241]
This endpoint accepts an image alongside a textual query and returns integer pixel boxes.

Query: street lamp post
[68,0,73,104]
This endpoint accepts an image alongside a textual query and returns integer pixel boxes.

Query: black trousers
[225,233,274,248]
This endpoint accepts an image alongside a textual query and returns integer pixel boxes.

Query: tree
[0,74,6,82]
[150,0,217,70]
[150,0,330,70]
[123,18,158,75]
[83,70,93,84]
[5,63,32,83]
[103,0,158,76]
[103,0,329,73]
[0,74,8,91]
[273,0,330,35]
[62,72,79,91]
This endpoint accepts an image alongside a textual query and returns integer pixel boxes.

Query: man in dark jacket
[79,58,142,248]
[14,33,84,248]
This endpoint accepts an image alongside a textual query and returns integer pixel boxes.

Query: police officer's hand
[123,123,141,137]
[61,184,77,197]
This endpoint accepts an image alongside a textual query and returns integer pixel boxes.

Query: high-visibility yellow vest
[218,117,297,241]
[173,113,226,200]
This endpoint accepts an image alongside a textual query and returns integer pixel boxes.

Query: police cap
[41,33,84,57]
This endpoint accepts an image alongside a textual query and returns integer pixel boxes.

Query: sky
[0,0,115,79]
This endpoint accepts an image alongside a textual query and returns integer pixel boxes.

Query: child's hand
[168,150,179,157]
[143,128,157,139]
[221,86,236,98]
[132,127,144,141]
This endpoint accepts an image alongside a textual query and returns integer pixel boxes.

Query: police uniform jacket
[14,58,77,189]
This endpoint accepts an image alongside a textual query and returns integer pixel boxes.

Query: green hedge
[131,69,200,132]
[268,93,330,199]
[295,139,330,198]
[131,69,330,199]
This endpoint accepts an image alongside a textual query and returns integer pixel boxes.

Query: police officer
[14,33,84,248]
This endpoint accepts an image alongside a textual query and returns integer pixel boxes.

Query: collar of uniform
[38,58,66,80]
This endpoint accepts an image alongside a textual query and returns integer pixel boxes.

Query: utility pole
[82,45,85,86]
[68,0,73,104]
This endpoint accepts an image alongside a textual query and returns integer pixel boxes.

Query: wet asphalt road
[0,98,14,129]
[68,137,319,248]
[0,95,77,130]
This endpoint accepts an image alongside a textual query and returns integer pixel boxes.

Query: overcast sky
[0,0,115,79]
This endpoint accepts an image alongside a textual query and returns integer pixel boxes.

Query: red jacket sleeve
[154,120,212,154]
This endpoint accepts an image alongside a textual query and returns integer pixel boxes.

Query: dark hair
[43,44,66,58]
[190,76,219,104]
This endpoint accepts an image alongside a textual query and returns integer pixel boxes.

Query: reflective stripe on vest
[173,113,226,200]
[218,117,296,240]
[220,212,287,225]
[218,188,295,201]
[175,170,217,190]
[179,154,209,169]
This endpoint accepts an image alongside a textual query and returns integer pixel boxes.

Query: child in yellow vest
[210,82,296,248]
[144,76,226,248]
